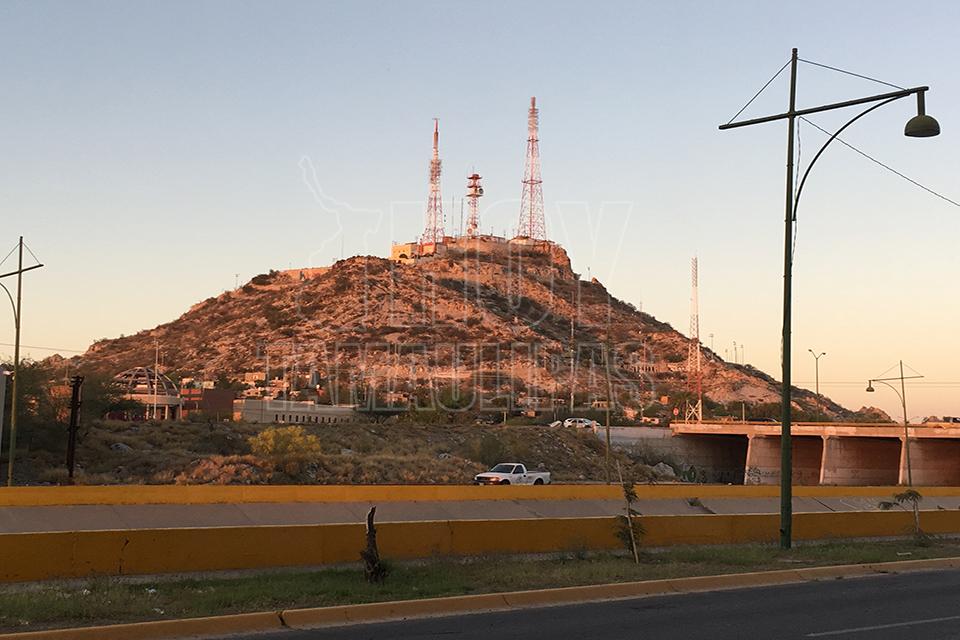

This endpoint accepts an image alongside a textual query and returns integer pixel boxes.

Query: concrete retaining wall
[2,510,959,583]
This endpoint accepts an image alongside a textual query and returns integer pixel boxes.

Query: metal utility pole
[0,370,7,467]
[518,97,546,240]
[899,360,911,485]
[721,48,939,549]
[2,237,43,487]
[153,338,160,420]
[808,350,826,420]
[603,296,614,484]
[779,48,799,551]
[867,361,923,487]
[66,375,84,483]
[569,289,576,414]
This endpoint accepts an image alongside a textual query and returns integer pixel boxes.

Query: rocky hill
[69,243,856,419]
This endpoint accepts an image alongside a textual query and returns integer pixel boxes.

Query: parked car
[473,463,551,485]
[563,417,598,429]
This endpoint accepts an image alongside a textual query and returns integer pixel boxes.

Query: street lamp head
[905,91,940,138]
[865,383,875,393]
[905,114,940,137]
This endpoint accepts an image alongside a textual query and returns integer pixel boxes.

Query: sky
[1,0,958,418]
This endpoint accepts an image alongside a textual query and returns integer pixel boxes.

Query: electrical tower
[420,119,445,245]
[465,172,483,237]
[685,257,703,422]
[517,97,546,240]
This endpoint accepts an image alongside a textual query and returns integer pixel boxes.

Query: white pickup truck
[473,463,551,485]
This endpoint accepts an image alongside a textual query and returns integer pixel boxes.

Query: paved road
[0,500,624,533]
[232,569,960,640]
[1,493,942,533]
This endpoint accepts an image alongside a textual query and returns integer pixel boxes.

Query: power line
[0,342,85,353]
[799,116,960,209]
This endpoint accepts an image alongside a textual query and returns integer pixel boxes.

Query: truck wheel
[534,478,544,485]
[500,480,510,485]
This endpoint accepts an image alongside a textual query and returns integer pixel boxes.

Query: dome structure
[113,367,182,420]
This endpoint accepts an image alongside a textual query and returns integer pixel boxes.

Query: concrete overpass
[670,422,960,486]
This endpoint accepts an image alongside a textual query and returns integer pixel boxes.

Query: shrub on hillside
[248,426,323,475]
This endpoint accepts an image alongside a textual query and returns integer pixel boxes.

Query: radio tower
[517,97,546,240]
[465,172,483,237]
[420,119,445,246]
[685,257,703,423]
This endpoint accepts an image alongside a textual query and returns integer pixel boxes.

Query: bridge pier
[744,435,822,486]
[904,438,960,486]
[820,436,900,486]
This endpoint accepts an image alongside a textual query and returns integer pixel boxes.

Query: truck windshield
[491,464,516,473]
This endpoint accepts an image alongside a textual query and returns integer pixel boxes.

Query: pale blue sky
[1,0,958,416]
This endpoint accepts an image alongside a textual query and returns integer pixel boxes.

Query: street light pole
[867,361,922,486]
[808,350,826,421]
[7,239,24,487]
[720,48,939,549]
[776,48,799,550]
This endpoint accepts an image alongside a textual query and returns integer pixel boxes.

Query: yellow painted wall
[2,511,959,583]
[2,483,959,507]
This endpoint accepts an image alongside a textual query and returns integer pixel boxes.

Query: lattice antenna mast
[465,172,483,237]
[517,97,545,240]
[685,257,703,422]
[421,119,445,245]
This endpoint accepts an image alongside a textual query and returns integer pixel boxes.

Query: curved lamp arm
[0,282,16,328]
[869,378,904,404]
[793,95,905,215]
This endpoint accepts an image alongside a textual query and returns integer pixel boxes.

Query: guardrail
[2,510,958,583]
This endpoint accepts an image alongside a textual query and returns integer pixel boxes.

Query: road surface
[0,492,943,533]
[224,569,960,639]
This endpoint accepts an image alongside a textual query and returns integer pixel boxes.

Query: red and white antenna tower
[420,119,445,245]
[685,257,703,422]
[517,97,546,240]
[465,172,483,237]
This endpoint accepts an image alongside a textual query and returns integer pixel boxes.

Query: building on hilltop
[113,366,182,421]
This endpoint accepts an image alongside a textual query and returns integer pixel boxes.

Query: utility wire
[799,117,960,209]
[22,241,42,266]
[798,58,905,91]
[726,58,791,125]
[0,244,17,270]
[903,361,924,377]
[0,342,85,353]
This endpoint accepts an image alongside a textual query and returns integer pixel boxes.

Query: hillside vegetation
[26,419,661,486]
[65,244,854,419]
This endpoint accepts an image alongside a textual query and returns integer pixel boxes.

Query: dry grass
[1,539,957,633]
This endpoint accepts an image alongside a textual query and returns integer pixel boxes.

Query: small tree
[617,463,644,564]
[879,488,925,541]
